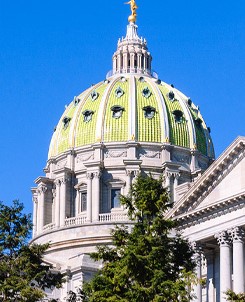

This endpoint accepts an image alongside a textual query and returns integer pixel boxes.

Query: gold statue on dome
[125,0,138,23]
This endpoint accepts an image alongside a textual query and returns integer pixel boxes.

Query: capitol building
[31,2,245,301]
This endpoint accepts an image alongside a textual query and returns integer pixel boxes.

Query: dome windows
[139,76,145,82]
[62,117,71,129]
[187,98,192,107]
[91,90,99,101]
[172,110,183,123]
[82,110,94,123]
[120,76,127,82]
[143,106,156,119]
[73,96,80,106]
[142,87,152,98]
[111,105,125,119]
[168,91,175,101]
[115,86,124,98]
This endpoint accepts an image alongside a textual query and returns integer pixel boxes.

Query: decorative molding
[57,159,67,169]
[105,150,127,158]
[172,153,190,164]
[76,153,94,163]
[139,150,160,159]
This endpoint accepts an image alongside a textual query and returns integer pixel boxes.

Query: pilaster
[86,172,93,223]
[92,170,101,222]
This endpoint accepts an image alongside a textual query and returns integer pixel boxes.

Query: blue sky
[0,0,245,214]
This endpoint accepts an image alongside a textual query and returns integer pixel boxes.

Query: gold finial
[125,0,138,23]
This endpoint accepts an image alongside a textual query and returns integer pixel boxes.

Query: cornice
[175,191,245,229]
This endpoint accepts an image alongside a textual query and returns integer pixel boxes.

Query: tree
[226,289,245,301]
[0,200,64,302]
[70,174,196,302]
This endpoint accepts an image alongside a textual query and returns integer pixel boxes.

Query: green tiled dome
[48,74,214,159]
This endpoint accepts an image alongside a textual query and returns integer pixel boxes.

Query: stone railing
[65,215,87,227]
[41,213,130,234]
[99,212,129,222]
[43,222,56,232]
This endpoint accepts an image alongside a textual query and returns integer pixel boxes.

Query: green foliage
[226,289,245,301]
[75,174,196,302]
[0,200,64,301]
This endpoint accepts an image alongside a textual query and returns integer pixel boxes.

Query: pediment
[166,136,245,219]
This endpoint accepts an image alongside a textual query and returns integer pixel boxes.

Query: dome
[48,74,214,159]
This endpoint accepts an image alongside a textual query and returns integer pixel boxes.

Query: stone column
[92,171,101,222]
[206,251,215,302]
[125,170,132,195]
[230,227,244,293]
[60,177,68,227]
[192,242,203,302]
[54,179,61,228]
[173,173,180,203]
[215,231,232,302]
[32,196,38,237]
[86,172,93,223]
[37,184,47,234]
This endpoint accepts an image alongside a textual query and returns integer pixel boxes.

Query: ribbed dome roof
[48,74,214,159]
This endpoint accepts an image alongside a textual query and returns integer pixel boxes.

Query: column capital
[61,176,70,184]
[86,172,93,180]
[191,241,204,254]
[37,184,47,195]
[32,196,38,203]
[93,171,102,179]
[229,227,244,243]
[215,231,231,246]
[54,179,61,187]
[126,169,140,177]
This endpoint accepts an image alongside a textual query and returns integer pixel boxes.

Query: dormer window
[91,90,99,101]
[115,87,124,98]
[172,110,183,123]
[143,106,156,119]
[142,87,151,98]
[73,96,80,106]
[168,91,175,101]
[155,79,161,85]
[111,105,124,119]
[63,116,71,129]
[139,76,145,82]
[82,110,94,122]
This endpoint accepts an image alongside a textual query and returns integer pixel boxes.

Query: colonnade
[193,227,244,302]
[32,167,142,237]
